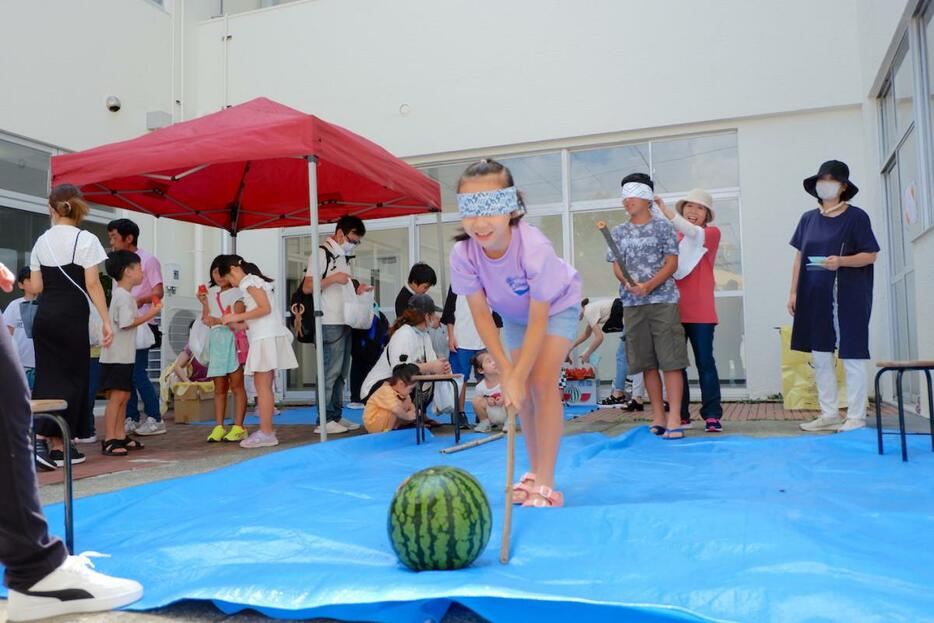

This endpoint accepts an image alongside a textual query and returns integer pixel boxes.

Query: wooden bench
[874,361,934,462]
[30,399,74,553]
[412,374,463,446]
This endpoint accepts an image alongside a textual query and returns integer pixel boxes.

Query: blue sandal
[663,428,685,440]
[648,425,666,436]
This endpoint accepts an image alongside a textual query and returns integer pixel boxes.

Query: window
[0,207,109,310]
[0,139,49,198]
[652,134,739,193]
[571,143,650,202]
[893,45,915,140]
[927,11,934,130]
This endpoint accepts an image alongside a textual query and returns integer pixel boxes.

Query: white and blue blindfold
[621,182,654,201]
[457,186,520,217]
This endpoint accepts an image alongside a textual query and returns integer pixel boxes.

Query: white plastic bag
[343,282,375,330]
[188,318,211,361]
[430,375,463,415]
[136,322,156,350]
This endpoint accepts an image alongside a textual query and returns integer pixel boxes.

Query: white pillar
[308,157,328,441]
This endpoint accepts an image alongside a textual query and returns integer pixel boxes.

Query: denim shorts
[501,305,580,353]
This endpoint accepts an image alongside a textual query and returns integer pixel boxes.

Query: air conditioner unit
[160,295,202,368]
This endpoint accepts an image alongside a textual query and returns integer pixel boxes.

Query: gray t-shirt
[606,216,680,307]
[101,287,138,364]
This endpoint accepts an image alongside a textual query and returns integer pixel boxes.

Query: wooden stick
[500,406,517,564]
[439,432,505,454]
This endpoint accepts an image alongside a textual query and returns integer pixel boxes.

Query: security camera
[106,96,122,112]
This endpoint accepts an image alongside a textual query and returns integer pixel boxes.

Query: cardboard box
[563,379,598,406]
[171,382,235,424]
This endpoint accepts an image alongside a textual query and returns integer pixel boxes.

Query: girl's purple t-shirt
[450,221,581,322]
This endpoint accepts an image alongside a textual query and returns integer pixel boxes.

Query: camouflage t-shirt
[606,216,680,307]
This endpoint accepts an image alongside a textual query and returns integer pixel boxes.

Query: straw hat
[676,189,715,223]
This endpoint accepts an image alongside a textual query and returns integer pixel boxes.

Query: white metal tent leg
[308,158,328,442]
[435,210,447,295]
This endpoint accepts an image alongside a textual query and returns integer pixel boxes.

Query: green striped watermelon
[388,466,492,571]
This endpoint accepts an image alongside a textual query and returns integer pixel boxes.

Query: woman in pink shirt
[656,190,723,433]
[450,159,581,508]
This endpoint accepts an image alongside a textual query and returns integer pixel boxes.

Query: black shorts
[99,363,134,392]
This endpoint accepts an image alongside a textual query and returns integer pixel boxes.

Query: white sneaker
[239,430,279,448]
[475,420,492,433]
[134,417,167,436]
[836,418,867,432]
[800,415,845,432]
[124,419,138,434]
[346,402,365,410]
[6,553,142,622]
[74,435,98,445]
[314,420,348,435]
[338,418,361,431]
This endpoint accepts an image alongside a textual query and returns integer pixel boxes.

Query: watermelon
[388,466,491,571]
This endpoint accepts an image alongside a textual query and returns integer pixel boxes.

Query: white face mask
[816,180,842,201]
[341,241,357,255]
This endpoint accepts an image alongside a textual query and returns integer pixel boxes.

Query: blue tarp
[5,428,934,622]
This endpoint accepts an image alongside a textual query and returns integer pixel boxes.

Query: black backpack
[288,245,336,344]
[601,298,625,333]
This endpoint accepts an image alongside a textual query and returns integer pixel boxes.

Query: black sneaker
[457,412,471,430]
[624,399,645,412]
[50,444,86,467]
[597,395,626,408]
[704,418,723,433]
[35,439,57,472]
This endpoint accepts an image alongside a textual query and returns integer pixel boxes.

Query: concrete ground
[2,402,928,623]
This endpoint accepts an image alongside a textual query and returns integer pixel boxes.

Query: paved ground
[3,401,928,622]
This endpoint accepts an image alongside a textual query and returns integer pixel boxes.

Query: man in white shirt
[108,219,165,436]
[302,216,373,434]
[2,267,38,389]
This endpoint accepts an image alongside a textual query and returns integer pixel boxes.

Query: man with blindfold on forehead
[606,173,689,439]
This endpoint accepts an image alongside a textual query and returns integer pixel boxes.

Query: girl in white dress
[217,255,297,448]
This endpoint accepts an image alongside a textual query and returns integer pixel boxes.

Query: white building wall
[190,0,883,398]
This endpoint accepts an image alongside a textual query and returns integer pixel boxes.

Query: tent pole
[308,157,328,442]
[229,233,237,254]
[435,211,447,296]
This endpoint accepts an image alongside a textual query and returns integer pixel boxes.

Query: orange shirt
[364,384,408,433]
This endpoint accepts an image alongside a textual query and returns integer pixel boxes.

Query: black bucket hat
[803,160,858,201]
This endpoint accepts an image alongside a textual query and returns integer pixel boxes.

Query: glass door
[282,225,410,400]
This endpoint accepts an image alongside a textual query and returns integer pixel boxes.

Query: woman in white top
[29,185,110,467]
[361,294,451,409]
[218,255,297,449]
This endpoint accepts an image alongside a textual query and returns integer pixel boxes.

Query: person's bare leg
[663,370,683,431]
[212,376,229,426]
[112,392,130,442]
[644,369,665,428]
[526,335,571,490]
[254,371,274,434]
[511,347,538,478]
[472,395,490,423]
[228,368,248,427]
[104,392,119,441]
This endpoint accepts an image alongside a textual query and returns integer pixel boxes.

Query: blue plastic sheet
[4,428,934,622]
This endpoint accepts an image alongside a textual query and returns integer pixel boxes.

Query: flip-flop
[663,428,685,440]
[648,425,666,436]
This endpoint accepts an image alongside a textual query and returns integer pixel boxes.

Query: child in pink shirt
[450,159,581,508]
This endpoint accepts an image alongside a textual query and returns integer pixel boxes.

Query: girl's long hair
[216,254,274,282]
[389,308,427,337]
[453,159,526,242]
[208,254,229,286]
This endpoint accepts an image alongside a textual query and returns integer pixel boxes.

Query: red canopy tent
[51,97,442,440]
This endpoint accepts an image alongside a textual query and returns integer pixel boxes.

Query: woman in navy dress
[788,160,880,433]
